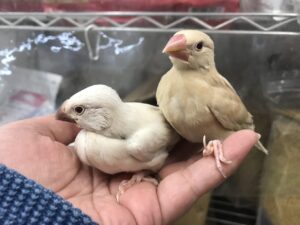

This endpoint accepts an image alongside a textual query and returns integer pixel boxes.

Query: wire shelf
[0,12,299,35]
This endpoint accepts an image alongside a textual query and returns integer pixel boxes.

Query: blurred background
[0,0,299,224]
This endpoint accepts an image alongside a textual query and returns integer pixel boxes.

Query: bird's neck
[195,59,217,74]
[173,56,217,74]
[174,63,218,76]
[104,103,133,139]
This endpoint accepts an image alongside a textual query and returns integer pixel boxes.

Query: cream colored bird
[56,85,180,200]
[156,30,267,178]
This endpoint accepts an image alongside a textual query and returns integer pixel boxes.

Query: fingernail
[256,133,261,140]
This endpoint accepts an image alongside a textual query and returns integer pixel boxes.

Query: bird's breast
[157,72,227,142]
[161,92,217,142]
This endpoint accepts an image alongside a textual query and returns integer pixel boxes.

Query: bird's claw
[116,172,158,202]
[202,136,232,178]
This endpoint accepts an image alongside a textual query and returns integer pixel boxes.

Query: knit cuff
[0,164,98,225]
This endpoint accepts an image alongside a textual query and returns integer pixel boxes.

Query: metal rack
[1,12,299,60]
[0,12,299,35]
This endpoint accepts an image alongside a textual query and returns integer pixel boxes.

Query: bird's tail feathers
[255,140,268,155]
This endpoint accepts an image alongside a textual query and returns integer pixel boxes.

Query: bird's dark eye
[74,106,85,115]
[195,42,203,50]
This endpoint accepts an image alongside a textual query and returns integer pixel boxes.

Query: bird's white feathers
[64,85,180,174]
[75,129,170,174]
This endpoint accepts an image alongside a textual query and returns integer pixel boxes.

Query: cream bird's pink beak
[56,101,76,123]
[162,34,189,61]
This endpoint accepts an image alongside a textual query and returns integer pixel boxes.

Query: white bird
[56,85,180,200]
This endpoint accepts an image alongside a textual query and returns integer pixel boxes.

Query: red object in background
[0,0,239,12]
[44,0,239,12]
[10,90,46,107]
[0,1,239,30]
[0,0,43,11]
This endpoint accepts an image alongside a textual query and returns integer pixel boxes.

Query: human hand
[0,115,258,225]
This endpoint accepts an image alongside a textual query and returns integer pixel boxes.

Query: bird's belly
[163,96,227,143]
[169,112,223,142]
[74,130,167,174]
[74,136,120,174]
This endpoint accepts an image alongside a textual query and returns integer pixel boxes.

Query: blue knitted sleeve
[0,164,98,225]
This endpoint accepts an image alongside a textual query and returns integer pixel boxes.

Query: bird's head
[163,30,215,70]
[56,85,122,132]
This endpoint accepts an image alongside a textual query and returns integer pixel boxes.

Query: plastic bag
[0,66,62,125]
[261,70,300,108]
[257,69,300,225]
[258,113,300,225]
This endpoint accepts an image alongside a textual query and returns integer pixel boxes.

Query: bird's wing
[208,76,254,131]
[216,73,237,92]
[127,125,172,162]
[86,132,155,163]
[75,130,170,174]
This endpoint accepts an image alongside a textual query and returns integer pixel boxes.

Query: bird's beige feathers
[157,67,253,143]
[156,30,266,154]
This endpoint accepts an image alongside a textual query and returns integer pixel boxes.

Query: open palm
[0,116,257,225]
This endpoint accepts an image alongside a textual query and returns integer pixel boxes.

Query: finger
[159,154,202,178]
[157,130,258,224]
[25,115,80,144]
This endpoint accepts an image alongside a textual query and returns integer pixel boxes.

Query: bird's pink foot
[202,136,232,178]
[116,171,158,202]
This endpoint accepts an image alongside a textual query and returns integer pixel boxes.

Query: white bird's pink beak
[162,34,189,61]
[56,101,76,123]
